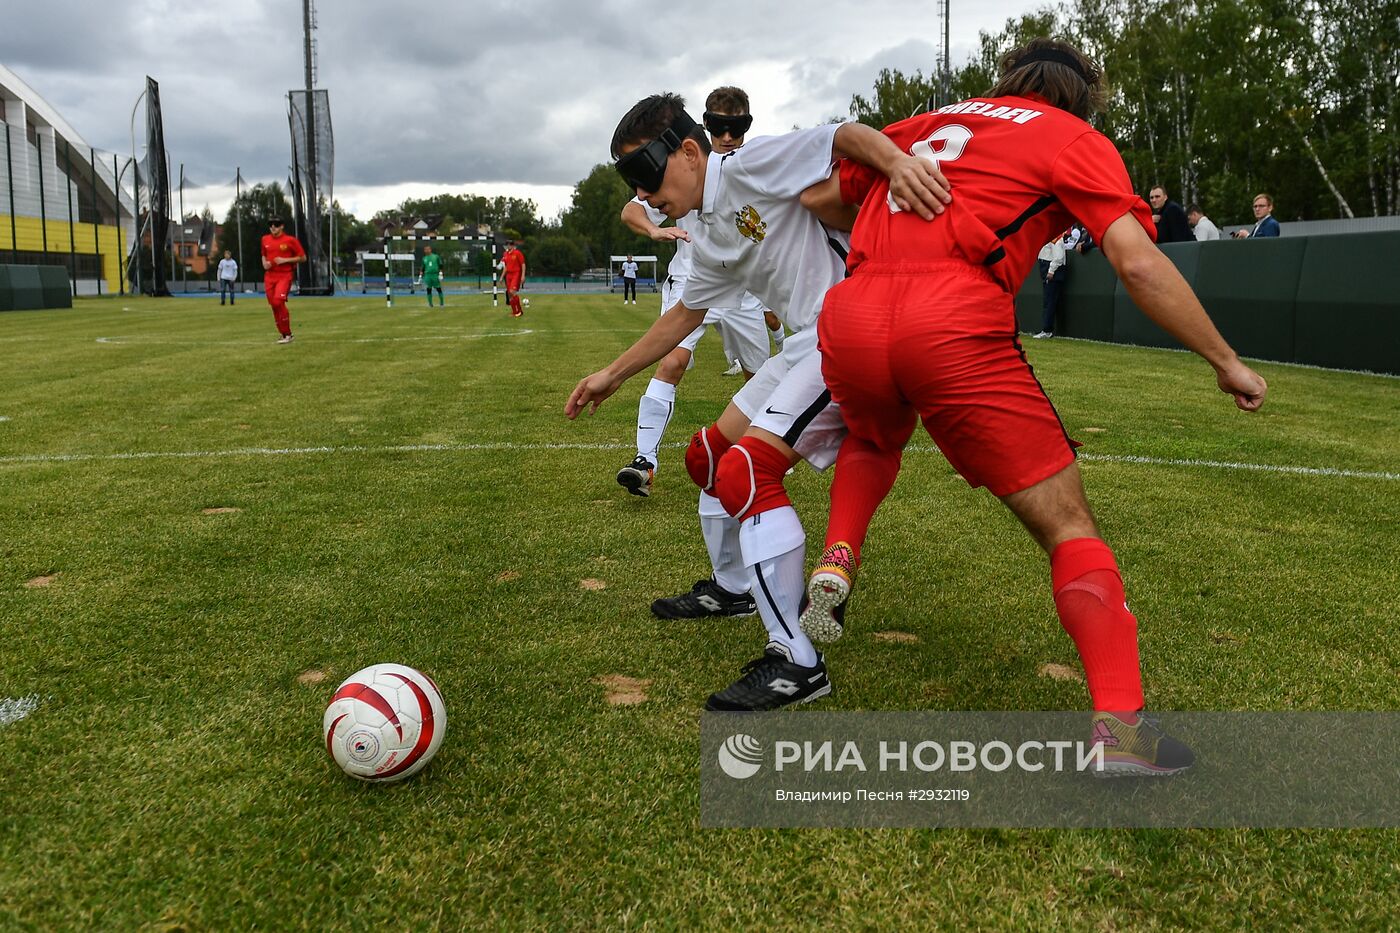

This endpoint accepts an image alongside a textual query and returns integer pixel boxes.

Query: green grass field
[2,293,1397,929]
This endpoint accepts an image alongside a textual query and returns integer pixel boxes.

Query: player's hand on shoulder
[887,156,952,221]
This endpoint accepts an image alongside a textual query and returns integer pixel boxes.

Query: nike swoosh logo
[764,406,790,416]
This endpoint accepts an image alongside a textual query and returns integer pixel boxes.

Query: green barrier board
[1193,237,1306,363]
[1293,232,1400,375]
[1112,240,1204,350]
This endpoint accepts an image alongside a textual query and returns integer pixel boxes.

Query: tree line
[221,0,1398,275]
[854,0,1400,225]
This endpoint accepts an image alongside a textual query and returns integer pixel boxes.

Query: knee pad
[712,436,794,521]
[685,424,733,491]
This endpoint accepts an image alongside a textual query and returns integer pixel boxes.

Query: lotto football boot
[1088,711,1195,778]
[705,642,831,711]
[651,578,756,620]
[616,456,655,498]
[799,542,856,643]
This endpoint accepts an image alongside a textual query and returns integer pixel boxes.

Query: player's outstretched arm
[566,300,708,418]
[620,200,691,244]
[832,122,951,220]
[1100,214,1267,411]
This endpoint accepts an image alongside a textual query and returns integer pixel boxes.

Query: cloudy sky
[4,0,1038,221]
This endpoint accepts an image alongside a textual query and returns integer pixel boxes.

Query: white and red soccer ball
[323,664,446,782]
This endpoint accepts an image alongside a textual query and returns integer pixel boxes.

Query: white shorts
[731,326,846,471]
[716,293,772,376]
[663,276,770,374]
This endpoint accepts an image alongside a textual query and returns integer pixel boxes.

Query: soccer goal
[609,255,660,293]
[358,250,417,295]
[378,233,495,307]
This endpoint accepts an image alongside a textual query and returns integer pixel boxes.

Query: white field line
[95,329,536,345]
[0,440,1395,481]
[0,695,40,727]
[88,328,644,345]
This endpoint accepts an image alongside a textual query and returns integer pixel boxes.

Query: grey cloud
[6,0,1036,213]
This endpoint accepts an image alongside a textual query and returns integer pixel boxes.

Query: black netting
[144,77,171,296]
[287,89,334,295]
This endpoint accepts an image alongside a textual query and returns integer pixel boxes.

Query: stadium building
[0,64,135,295]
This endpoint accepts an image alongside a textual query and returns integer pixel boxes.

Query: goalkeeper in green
[422,245,445,306]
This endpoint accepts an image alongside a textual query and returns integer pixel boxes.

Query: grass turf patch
[1,294,1397,928]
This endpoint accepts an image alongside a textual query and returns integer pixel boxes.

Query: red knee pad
[685,424,734,491]
[712,436,794,520]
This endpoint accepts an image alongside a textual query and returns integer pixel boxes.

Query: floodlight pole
[114,153,126,295]
[177,162,185,290]
[940,0,950,108]
[303,0,318,291]
[235,168,244,294]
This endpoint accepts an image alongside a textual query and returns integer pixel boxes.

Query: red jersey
[839,94,1152,292]
[502,247,525,281]
[261,232,306,278]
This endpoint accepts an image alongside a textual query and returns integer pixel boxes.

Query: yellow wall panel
[0,214,128,291]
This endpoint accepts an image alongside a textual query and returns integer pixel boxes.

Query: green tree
[528,234,587,276]
[560,164,653,270]
[849,68,939,128]
[390,193,545,240]
[918,0,1400,223]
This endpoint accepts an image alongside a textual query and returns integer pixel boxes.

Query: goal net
[372,233,495,305]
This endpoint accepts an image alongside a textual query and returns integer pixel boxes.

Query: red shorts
[818,260,1076,498]
[265,275,293,305]
[504,276,522,293]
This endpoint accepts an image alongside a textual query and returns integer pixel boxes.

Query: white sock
[770,324,785,346]
[699,492,748,595]
[635,378,676,467]
[739,506,817,667]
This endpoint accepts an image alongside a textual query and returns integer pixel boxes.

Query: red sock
[1050,538,1144,713]
[273,304,291,336]
[825,436,901,561]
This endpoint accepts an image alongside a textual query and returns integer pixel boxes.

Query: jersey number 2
[887,124,973,214]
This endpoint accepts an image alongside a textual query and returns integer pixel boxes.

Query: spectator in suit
[1232,193,1281,238]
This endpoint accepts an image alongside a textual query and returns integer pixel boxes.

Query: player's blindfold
[703,111,753,139]
[614,110,698,193]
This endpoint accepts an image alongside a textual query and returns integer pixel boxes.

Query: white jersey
[217,258,238,281]
[681,124,846,335]
[636,198,694,280]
